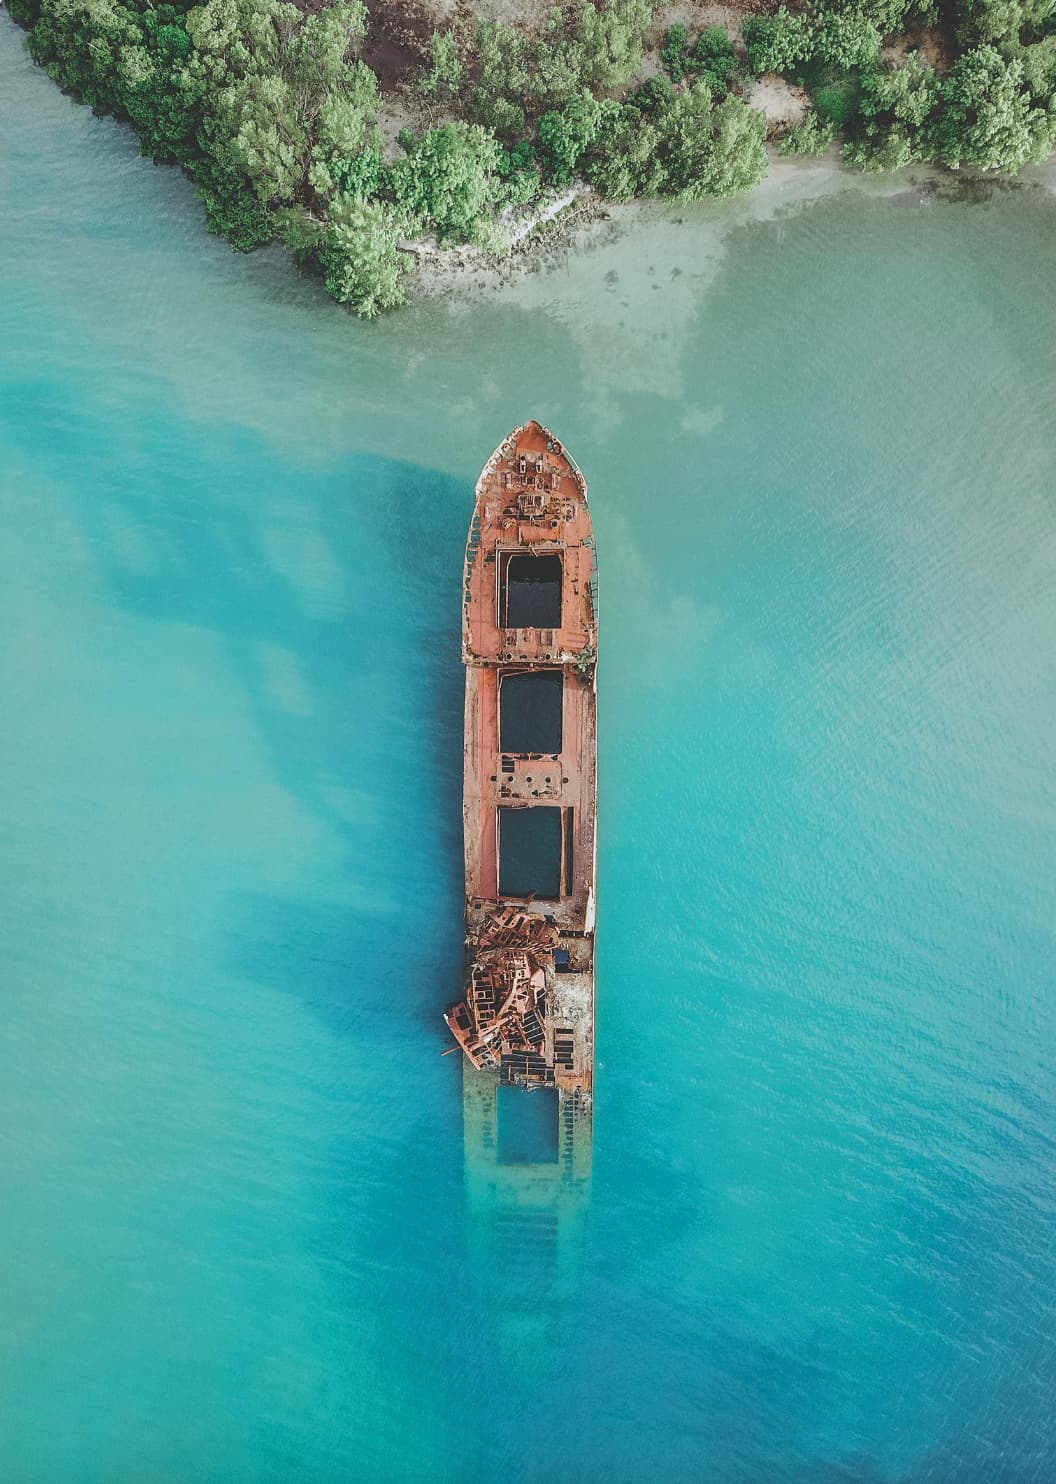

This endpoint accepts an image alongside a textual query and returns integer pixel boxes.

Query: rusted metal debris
[445,903,555,1070]
[445,421,597,1095]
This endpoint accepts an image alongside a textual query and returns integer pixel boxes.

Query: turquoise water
[3,18,1056,1482]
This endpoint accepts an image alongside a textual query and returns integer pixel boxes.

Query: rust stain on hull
[446,421,597,1099]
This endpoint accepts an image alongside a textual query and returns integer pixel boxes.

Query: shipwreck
[446,421,597,1106]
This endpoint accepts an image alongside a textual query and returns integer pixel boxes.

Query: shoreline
[4,3,1056,320]
[406,147,1056,309]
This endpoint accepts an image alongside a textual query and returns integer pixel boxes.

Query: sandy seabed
[408,148,1056,312]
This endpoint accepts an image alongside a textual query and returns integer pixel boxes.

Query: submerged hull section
[448,421,597,1099]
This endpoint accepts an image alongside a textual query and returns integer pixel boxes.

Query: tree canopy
[12,0,1056,315]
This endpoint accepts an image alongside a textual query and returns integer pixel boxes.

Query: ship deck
[448,421,597,1096]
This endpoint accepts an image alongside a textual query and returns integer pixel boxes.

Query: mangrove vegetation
[9,0,1056,313]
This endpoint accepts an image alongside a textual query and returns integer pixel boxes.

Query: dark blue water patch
[502,552,563,628]
[499,804,563,899]
[500,669,563,755]
[497,1086,560,1165]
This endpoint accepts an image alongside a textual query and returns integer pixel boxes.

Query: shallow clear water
[3,17,1056,1482]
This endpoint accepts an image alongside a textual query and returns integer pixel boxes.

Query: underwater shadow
[66,422,468,1048]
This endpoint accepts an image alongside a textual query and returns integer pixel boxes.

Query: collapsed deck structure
[446,421,597,1103]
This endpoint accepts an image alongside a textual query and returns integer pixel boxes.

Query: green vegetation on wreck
[9,0,1056,315]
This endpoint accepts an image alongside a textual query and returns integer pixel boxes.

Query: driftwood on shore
[397,183,590,261]
[502,184,588,243]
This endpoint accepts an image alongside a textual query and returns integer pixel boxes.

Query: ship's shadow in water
[221,449,471,1051]
[71,432,467,1050]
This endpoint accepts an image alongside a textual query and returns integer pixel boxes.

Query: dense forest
[9,0,1056,314]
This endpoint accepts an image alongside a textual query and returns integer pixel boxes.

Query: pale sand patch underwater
[411,148,1056,316]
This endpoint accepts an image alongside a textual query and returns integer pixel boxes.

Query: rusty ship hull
[446,421,597,1108]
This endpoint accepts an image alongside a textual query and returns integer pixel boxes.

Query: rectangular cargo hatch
[499,805,562,899]
[500,552,562,629]
[499,669,563,754]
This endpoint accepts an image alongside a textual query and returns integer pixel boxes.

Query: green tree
[537,88,603,184]
[285,0,366,100]
[191,153,273,248]
[27,0,147,113]
[583,97,665,197]
[936,45,1055,170]
[308,79,384,201]
[418,31,465,102]
[653,81,768,199]
[472,0,652,121]
[22,0,202,163]
[317,197,408,314]
[953,0,1055,45]
[743,11,810,75]
[390,121,502,241]
[495,140,540,206]
[660,23,690,81]
[183,0,305,232]
[689,27,739,93]
[1013,37,1056,104]
[843,53,940,168]
[779,108,838,154]
[842,0,920,38]
[743,4,881,77]
[562,0,653,93]
[471,17,531,132]
[806,10,882,68]
[131,12,197,161]
[660,23,739,89]
[629,75,675,113]
[183,0,290,92]
[184,0,369,238]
